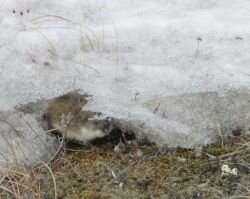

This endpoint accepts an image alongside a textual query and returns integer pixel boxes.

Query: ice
[0,0,250,160]
[0,110,57,167]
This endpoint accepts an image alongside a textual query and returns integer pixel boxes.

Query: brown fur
[47,92,111,144]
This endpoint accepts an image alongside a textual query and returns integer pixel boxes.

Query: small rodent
[46,91,112,144]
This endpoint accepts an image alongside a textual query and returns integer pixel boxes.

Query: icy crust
[1,88,250,166]
[0,0,250,151]
[0,111,58,167]
[141,89,250,147]
[104,88,250,147]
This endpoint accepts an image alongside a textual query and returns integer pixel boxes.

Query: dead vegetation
[0,132,249,199]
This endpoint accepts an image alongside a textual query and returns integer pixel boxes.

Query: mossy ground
[41,135,250,199]
[1,135,249,199]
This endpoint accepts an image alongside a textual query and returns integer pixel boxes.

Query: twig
[48,107,82,163]
[153,102,161,113]
[196,37,202,58]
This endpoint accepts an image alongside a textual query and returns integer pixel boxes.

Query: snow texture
[0,0,250,164]
[0,110,57,166]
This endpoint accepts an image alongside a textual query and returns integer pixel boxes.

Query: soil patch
[1,134,248,198]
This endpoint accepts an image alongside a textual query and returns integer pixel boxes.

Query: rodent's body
[47,92,111,144]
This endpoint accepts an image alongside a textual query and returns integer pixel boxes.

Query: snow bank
[0,110,57,166]
[0,0,250,164]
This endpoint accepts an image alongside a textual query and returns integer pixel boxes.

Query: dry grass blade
[0,165,44,198]
[84,31,94,50]
[0,119,23,137]
[39,161,57,199]
[10,176,21,199]
[71,60,101,75]
[0,185,15,196]
[19,114,54,155]
[44,128,57,134]
[234,183,250,193]
[35,30,57,57]
[0,134,18,166]
[111,19,119,65]
[81,24,100,49]
[31,15,72,23]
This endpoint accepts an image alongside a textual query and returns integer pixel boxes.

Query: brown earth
[0,134,249,199]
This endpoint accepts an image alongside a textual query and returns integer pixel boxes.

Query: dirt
[0,134,249,199]
[40,135,250,199]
